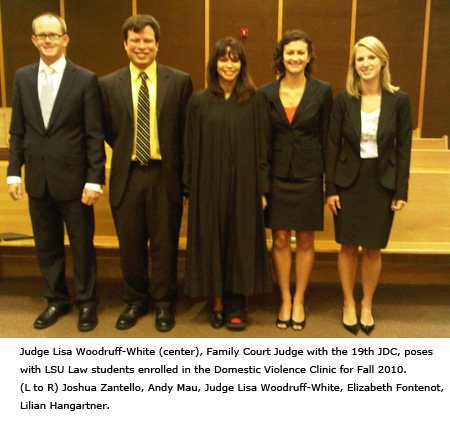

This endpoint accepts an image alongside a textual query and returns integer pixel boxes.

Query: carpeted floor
[0,277,449,338]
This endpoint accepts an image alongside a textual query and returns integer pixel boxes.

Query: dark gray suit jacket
[260,77,333,179]
[8,59,106,200]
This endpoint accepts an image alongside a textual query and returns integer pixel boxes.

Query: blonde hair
[346,36,399,98]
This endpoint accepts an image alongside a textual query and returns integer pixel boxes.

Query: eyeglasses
[34,33,64,41]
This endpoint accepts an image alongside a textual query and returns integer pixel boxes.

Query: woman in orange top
[260,30,332,330]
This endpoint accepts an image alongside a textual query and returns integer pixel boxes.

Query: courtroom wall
[0,0,449,138]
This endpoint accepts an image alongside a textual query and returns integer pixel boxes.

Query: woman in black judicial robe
[182,37,272,331]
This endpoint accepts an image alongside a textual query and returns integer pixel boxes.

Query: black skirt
[265,175,324,231]
[334,158,394,249]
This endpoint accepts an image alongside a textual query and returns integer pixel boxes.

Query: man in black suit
[99,15,192,332]
[7,13,106,331]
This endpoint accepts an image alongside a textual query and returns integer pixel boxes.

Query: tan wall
[0,0,449,137]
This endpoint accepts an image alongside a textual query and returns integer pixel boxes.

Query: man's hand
[391,199,406,211]
[82,188,101,206]
[8,183,23,201]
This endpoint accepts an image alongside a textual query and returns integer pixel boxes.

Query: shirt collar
[38,55,67,74]
[129,60,157,82]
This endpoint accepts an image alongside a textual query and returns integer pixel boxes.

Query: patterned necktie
[40,66,55,128]
[136,72,151,165]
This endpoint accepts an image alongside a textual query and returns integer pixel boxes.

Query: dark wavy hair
[272,30,316,78]
[206,37,255,103]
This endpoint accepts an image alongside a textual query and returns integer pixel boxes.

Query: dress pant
[111,162,182,307]
[28,189,97,307]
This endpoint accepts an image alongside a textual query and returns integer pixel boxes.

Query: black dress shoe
[155,306,175,332]
[360,323,375,335]
[116,304,148,330]
[78,307,98,332]
[34,304,71,329]
[210,310,224,329]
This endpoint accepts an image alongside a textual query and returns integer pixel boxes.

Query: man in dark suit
[99,15,192,332]
[7,13,106,331]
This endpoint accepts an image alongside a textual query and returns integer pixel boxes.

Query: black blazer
[260,77,333,179]
[8,60,106,201]
[99,64,193,207]
[325,89,412,201]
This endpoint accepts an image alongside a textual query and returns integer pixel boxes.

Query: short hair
[346,36,399,98]
[32,13,67,35]
[272,30,315,78]
[122,14,160,42]
[206,37,255,104]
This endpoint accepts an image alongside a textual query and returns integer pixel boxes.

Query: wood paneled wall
[283,0,353,95]
[1,0,59,108]
[355,0,427,136]
[210,0,278,87]
[0,0,449,137]
[138,0,205,93]
[64,0,131,77]
[423,0,450,139]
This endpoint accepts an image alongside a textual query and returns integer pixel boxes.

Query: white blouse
[360,109,380,158]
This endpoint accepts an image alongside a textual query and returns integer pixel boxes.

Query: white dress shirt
[360,109,380,159]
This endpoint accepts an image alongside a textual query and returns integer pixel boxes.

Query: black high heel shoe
[360,307,375,335]
[343,306,359,335]
[276,302,292,330]
[343,322,359,335]
[276,318,291,330]
[291,318,305,331]
[360,322,375,335]
[291,303,306,331]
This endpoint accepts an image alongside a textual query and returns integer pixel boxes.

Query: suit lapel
[269,80,291,126]
[271,78,316,127]
[27,63,46,131]
[118,67,134,121]
[377,90,395,141]
[347,95,362,142]
[291,77,315,125]
[156,64,169,119]
[46,59,77,130]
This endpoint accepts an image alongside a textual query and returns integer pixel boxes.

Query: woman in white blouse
[325,36,412,335]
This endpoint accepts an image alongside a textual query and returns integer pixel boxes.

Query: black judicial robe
[182,89,272,297]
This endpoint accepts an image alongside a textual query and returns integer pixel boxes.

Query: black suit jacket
[325,89,412,201]
[260,77,333,179]
[99,64,193,208]
[8,60,106,201]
